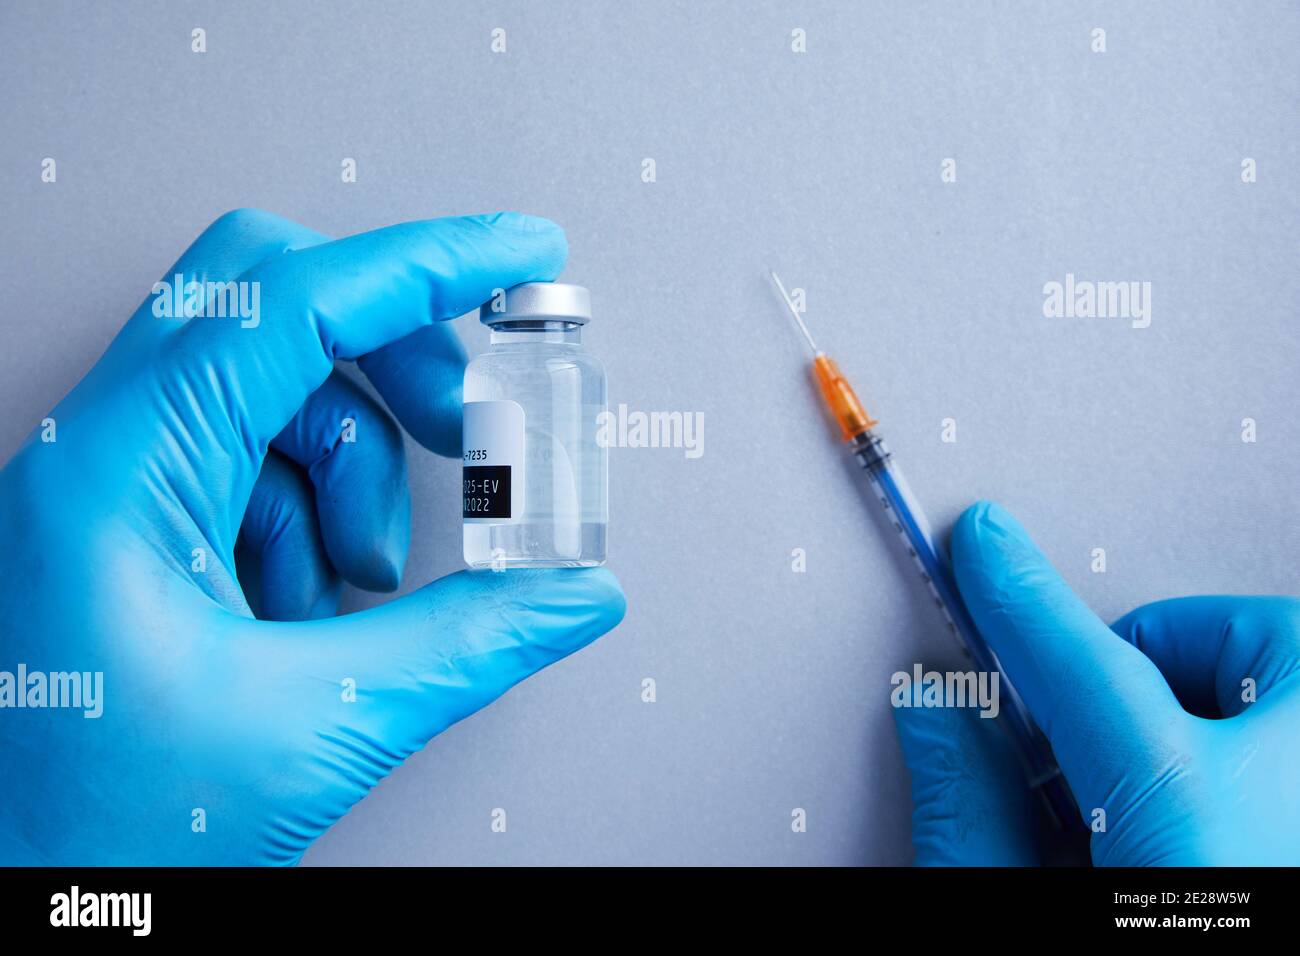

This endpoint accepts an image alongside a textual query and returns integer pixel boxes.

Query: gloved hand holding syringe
[770,270,1300,866]
[769,271,1084,835]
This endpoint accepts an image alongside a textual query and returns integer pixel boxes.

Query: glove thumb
[892,701,1041,865]
[247,567,625,781]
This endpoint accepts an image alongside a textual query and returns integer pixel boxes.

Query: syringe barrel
[850,430,1083,832]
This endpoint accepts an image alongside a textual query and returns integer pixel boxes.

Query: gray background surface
[1,1,1297,865]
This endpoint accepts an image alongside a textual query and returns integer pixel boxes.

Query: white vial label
[463,400,526,523]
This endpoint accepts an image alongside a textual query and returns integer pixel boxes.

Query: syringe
[769,270,1084,834]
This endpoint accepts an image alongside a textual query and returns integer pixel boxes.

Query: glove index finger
[153,212,565,558]
[203,211,565,447]
[950,502,1184,811]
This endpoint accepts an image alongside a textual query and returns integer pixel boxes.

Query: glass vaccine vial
[462,282,608,569]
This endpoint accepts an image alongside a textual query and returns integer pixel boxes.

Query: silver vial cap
[479,282,591,327]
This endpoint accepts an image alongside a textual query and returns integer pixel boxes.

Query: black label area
[463,465,512,519]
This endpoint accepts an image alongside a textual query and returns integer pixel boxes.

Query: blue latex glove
[894,501,1300,866]
[0,209,625,865]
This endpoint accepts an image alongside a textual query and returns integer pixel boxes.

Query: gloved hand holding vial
[0,210,626,865]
